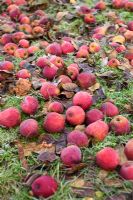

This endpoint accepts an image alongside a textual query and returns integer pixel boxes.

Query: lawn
[0,0,133,199]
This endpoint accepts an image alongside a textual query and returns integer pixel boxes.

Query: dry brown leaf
[116,145,128,165]
[70,0,76,4]
[60,91,74,98]
[65,163,87,174]
[15,141,29,170]
[112,35,125,44]
[75,125,85,132]
[104,177,122,187]
[98,170,109,180]
[56,11,68,21]
[89,83,100,92]
[70,178,85,188]
[12,79,31,96]
[108,50,117,59]
[37,151,56,162]
[62,83,78,91]
[23,142,55,156]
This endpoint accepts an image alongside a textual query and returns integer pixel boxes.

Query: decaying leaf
[56,11,68,21]
[104,177,122,187]
[98,170,109,180]
[112,35,125,44]
[12,79,31,96]
[28,0,49,10]
[72,187,95,198]
[105,194,128,200]
[24,174,41,187]
[23,142,55,156]
[75,125,85,132]
[116,145,128,165]
[62,83,78,92]
[37,151,56,162]
[15,141,29,170]
[55,133,67,154]
[70,178,85,188]
[59,91,74,99]
[65,163,87,175]
[89,83,100,92]
[70,0,76,3]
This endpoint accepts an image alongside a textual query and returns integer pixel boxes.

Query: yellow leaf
[23,142,55,156]
[70,178,85,188]
[95,191,104,198]
[112,35,125,44]
[89,82,100,92]
[70,0,76,4]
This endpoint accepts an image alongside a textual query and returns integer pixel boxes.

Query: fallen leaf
[95,191,104,198]
[104,177,122,187]
[15,141,29,170]
[97,71,115,78]
[73,187,95,198]
[24,174,41,187]
[98,170,109,180]
[12,79,31,96]
[70,0,76,4]
[55,133,67,154]
[62,83,78,92]
[23,142,55,156]
[65,163,87,175]
[112,35,125,44]
[116,145,128,165]
[38,134,55,144]
[105,194,127,200]
[70,178,85,188]
[56,11,68,21]
[37,151,56,162]
[78,63,94,73]
[89,83,100,92]
[93,88,106,104]
[75,125,85,132]
[59,91,74,99]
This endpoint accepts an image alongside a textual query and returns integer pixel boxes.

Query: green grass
[1,0,133,199]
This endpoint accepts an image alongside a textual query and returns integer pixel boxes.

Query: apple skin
[48,101,64,114]
[0,61,14,71]
[43,112,65,133]
[108,58,120,67]
[86,109,104,125]
[84,13,96,24]
[128,21,133,31]
[21,96,39,115]
[85,120,109,141]
[72,91,92,111]
[77,72,96,89]
[61,41,75,54]
[66,106,85,126]
[67,130,89,147]
[89,42,101,53]
[100,102,119,117]
[0,107,21,128]
[46,42,62,56]
[61,145,82,167]
[19,119,39,138]
[96,147,120,170]
[40,82,60,100]
[110,115,131,135]
[124,139,133,160]
[32,175,58,198]
[120,162,133,180]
